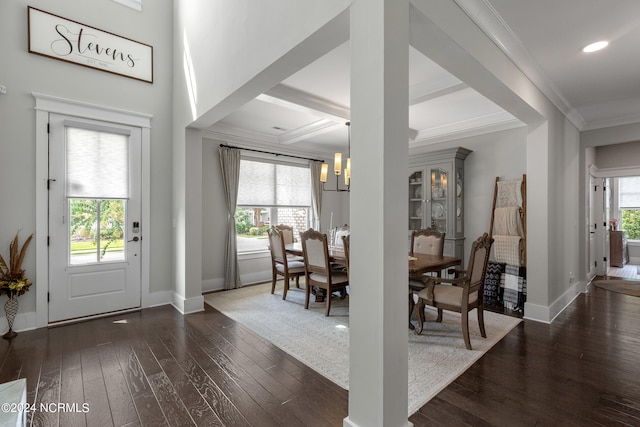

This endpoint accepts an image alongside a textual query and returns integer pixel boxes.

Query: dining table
[285,242,462,325]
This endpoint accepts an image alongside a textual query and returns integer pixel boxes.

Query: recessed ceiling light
[582,41,609,53]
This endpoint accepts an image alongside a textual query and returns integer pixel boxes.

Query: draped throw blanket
[484,261,505,305]
[501,265,527,311]
[484,261,526,312]
[493,207,523,237]
[493,235,523,266]
[496,179,523,208]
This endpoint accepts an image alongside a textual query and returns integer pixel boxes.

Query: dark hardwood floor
[1,280,639,426]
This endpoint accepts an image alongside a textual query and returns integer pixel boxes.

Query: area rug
[204,282,521,415]
[592,279,640,297]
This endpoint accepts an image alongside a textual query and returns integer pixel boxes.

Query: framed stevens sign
[28,7,153,83]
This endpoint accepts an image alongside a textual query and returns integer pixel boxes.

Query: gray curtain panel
[218,146,241,289]
[310,161,323,231]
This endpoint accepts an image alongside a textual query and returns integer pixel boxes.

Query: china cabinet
[408,147,471,261]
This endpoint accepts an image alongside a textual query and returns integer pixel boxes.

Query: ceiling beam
[259,83,421,142]
[278,119,344,144]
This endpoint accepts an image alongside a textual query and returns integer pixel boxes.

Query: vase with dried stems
[0,232,33,339]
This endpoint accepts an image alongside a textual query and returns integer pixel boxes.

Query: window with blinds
[619,176,640,240]
[236,159,311,253]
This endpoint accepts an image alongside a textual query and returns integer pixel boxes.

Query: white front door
[48,114,142,323]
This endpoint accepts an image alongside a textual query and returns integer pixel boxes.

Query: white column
[345,0,410,426]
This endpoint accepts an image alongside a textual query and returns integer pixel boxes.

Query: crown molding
[203,123,278,146]
[454,0,586,130]
[411,112,523,147]
[259,84,350,121]
[581,112,640,132]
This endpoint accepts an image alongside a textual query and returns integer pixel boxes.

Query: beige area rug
[204,282,521,415]
[592,279,640,297]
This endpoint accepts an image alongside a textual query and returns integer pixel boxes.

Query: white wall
[0,0,174,329]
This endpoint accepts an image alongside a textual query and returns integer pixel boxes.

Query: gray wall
[0,0,174,319]
[410,126,528,261]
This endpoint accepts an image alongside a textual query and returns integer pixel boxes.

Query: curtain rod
[219,144,325,163]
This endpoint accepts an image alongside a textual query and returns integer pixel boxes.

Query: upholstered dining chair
[408,228,446,322]
[267,227,305,300]
[275,224,296,245]
[414,233,494,350]
[300,228,349,316]
[332,224,350,249]
[275,224,303,263]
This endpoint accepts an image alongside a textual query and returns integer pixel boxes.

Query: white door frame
[34,93,151,328]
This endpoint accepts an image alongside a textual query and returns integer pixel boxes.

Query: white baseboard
[343,417,413,427]
[202,278,225,293]
[524,280,585,323]
[240,270,271,286]
[148,290,174,307]
[0,310,38,334]
[171,293,204,314]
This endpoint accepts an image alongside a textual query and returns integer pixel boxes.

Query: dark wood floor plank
[97,342,139,427]
[185,310,347,425]
[156,324,252,427]
[191,308,349,414]
[2,277,639,426]
[107,317,168,427]
[113,341,168,427]
[30,327,64,427]
[147,371,196,427]
[57,323,88,427]
[180,316,288,427]
[140,325,222,427]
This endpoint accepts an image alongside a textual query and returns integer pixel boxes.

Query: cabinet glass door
[409,170,424,230]
[430,168,447,233]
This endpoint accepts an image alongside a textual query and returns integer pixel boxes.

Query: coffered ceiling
[208,1,640,156]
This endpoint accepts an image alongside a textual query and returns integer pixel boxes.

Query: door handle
[128,236,140,242]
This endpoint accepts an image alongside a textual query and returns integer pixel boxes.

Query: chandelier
[320,122,350,192]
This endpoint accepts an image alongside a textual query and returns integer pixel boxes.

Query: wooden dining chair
[275,224,296,245]
[275,223,303,264]
[300,228,349,316]
[408,228,446,324]
[341,234,350,280]
[332,224,350,249]
[414,233,494,350]
[267,227,305,300]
